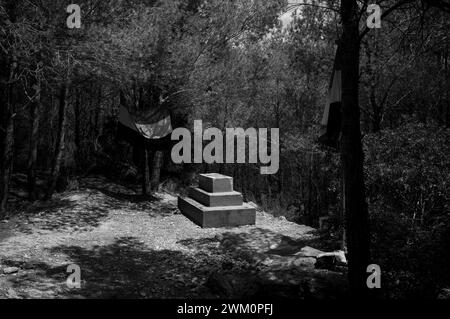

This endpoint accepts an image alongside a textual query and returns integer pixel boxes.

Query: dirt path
[0,176,346,299]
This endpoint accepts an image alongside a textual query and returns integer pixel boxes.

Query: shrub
[364,123,450,298]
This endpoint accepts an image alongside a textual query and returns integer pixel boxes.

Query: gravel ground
[0,176,346,299]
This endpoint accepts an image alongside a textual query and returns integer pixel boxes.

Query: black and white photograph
[0,0,449,309]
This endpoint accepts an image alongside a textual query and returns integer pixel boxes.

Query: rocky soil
[0,176,347,299]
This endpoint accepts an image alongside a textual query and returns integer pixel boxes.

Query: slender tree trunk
[365,36,382,133]
[0,59,17,216]
[307,153,313,225]
[340,0,371,297]
[372,103,382,132]
[93,85,103,152]
[133,143,140,167]
[95,85,103,137]
[142,148,151,195]
[445,47,449,128]
[27,76,42,201]
[445,106,448,129]
[74,88,81,170]
[0,104,14,216]
[46,82,69,199]
[341,169,347,252]
[370,86,383,133]
[274,98,282,192]
[0,114,14,215]
[150,150,163,192]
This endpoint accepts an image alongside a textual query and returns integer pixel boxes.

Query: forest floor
[0,175,347,299]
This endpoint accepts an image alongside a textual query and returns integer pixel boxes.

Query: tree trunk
[0,59,17,216]
[27,77,42,201]
[446,46,450,128]
[94,85,103,152]
[340,0,371,297]
[0,103,14,216]
[46,83,69,199]
[74,88,81,170]
[150,150,164,192]
[364,36,382,133]
[142,148,151,195]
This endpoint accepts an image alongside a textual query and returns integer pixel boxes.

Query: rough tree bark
[0,57,17,216]
[142,148,151,196]
[46,82,69,199]
[27,74,42,201]
[74,88,81,169]
[95,86,103,139]
[339,0,371,297]
[150,150,164,192]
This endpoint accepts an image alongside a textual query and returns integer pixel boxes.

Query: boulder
[295,246,324,258]
[3,267,19,274]
[293,257,317,268]
[315,251,347,271]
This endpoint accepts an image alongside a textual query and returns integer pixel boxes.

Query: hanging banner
[318,46,342,150]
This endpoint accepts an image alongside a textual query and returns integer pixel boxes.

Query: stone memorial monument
[178,173,256,228]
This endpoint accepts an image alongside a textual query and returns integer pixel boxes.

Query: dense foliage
[365,123,450,298]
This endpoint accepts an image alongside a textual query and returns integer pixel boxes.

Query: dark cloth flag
[318,46,342,150]
[118,103,173,150]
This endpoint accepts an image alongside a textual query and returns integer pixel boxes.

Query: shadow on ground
[3,232,348,299]
[93,187,178,217]
[93,187,158,204]
[9,187,175,236]
[14,196,110,234]
[5,237,214,298]
[178,228,338,261]
[178,228,348,298]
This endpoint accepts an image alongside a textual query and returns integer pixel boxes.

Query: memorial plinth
[178,173,256,228]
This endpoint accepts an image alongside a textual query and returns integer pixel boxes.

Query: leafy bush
[364,123,450,298]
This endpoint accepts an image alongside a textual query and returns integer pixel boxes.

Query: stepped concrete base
[178,196,256,228]
[199,173,233,193]
[189,187,243,207]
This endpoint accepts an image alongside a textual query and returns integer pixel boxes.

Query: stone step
[178,196,256,228]
[189,187,243,207]
[199,173,233,193]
